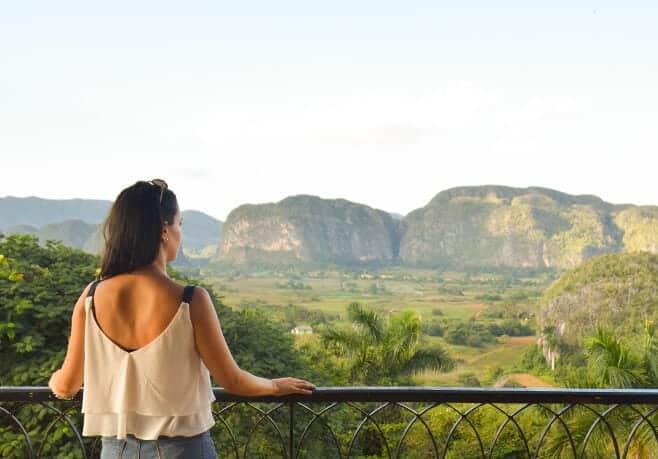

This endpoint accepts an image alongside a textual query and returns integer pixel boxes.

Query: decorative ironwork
[2,387,658,458]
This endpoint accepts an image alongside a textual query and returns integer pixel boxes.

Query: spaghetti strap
[182,285,195,304]
[88,280,101,300]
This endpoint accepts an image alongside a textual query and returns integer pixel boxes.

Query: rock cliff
[219,195,399,265]
[399,186,643,270]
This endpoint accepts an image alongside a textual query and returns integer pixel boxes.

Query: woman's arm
[189,287,315,396]
[48,282,92,399]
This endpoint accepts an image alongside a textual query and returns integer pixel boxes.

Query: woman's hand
[271,377,316,396]
[48,369,77,400]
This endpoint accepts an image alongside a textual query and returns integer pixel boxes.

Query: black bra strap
[88,279,101,300]
[182,285,195,304]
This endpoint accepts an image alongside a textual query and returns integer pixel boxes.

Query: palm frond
[321,327,362,357]
[629,411,658,457]
[400,346,455,375]
[384,311,422,367]
[585,326,644,387]
[347,302,384,343]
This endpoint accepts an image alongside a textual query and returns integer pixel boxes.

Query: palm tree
[583,326,645,388]
[543,327,657,458]
[320,302,454,384]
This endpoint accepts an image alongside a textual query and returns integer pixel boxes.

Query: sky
[1,1,657,221]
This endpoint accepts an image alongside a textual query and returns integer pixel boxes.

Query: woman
[48,179,315,458]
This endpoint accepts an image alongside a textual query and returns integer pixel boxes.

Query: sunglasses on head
[148,179,168,205]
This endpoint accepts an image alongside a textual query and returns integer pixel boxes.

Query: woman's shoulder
[97,272,194,300]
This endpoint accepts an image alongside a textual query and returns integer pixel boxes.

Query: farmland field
[204,267,557,387]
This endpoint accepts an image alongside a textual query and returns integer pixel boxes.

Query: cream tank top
[82,281,216,440]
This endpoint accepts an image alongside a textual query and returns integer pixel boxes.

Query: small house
[290,325,314,335]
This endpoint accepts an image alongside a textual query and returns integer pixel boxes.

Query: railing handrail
[4,386,658,404]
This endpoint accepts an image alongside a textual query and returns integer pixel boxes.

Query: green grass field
[205,268,555,387]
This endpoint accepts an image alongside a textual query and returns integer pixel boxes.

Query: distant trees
[274,279,311,290]
[444,321,496,347]
[320,302,454,384]
[488,318,534,337]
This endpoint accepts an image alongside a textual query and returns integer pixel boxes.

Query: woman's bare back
[91,272,185,352]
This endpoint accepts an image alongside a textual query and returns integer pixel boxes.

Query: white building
[290,325,314,335]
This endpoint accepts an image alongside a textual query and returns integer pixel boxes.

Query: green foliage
[516,345,549,374]
[539,325,658,457]
[281,303,336,329]
[543,205,616,268]
[615,206,658,252]
[583,327,645,388]
[540,252,658,347]
[444,321,496,347]
[274,279,312,290]
[220,308,306,378]
[293,338,350,386]
[421,319,445,337]
[0,235,99,386]
[457,372,481,387]
[544,323,658,390]
[488,319,534,337]
[544,252,658,299]
[321,303,454,384]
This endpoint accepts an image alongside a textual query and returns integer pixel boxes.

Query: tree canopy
[321,302,454,384]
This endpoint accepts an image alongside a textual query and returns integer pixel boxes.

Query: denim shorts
[100,430,217,459]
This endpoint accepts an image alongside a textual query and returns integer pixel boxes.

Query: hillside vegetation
[538,252,658,346]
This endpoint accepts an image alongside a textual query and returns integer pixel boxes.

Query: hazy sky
[2,1,657,220]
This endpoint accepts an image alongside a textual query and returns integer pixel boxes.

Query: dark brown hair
[99,181,178,278]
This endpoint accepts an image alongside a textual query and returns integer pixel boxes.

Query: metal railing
[3,386,658,458]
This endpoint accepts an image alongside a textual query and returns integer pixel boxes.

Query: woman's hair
[99,180,178,278]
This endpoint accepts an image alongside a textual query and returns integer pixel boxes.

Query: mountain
[0,196,110,229]
[219,195,400,265]
[3,220,100,252]
[0,197,223,259]
[538,252,658,347]
[180,210,223,252]
[399,186,657,270]
[3,188,657,270]
[614,206,658,254]
[4,224,38,236]
[38,219,99,251]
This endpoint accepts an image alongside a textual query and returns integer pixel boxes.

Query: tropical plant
[583,326,645,388]
[543,326,658,458]
[320,302,454,384]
